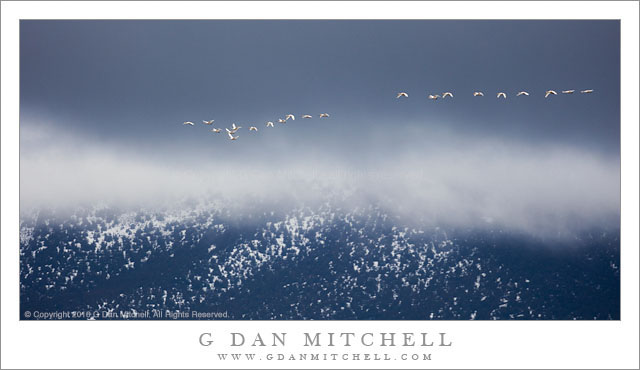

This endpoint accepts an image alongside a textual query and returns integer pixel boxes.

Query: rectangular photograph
[19,20,620,320]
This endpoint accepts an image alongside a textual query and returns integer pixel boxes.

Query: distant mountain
[20,201,620,320]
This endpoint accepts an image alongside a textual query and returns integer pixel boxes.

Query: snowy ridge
[20,201,620,320]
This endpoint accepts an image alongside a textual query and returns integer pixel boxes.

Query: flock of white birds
[397,89,594,100]
[183,113,330,140]
[182,88,595,140]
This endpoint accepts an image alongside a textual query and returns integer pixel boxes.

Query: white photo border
[2,1,638,369]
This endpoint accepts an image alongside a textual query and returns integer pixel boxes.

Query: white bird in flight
[186,85,599,140]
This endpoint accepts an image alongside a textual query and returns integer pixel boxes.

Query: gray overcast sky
[20,20,619,162]
[19,20,620,230]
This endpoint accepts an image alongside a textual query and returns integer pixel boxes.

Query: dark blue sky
[20,20,620,162]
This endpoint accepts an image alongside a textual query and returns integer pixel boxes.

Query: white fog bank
[19,126,620,237]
